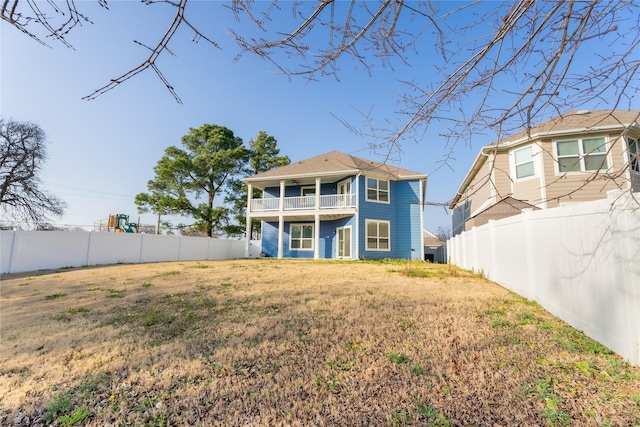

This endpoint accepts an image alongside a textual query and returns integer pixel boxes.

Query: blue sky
[1,1,633,234]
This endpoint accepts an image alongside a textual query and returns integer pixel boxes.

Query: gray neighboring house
[423,230,446,263]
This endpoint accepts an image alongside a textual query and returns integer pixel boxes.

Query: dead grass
[1,259,639,426]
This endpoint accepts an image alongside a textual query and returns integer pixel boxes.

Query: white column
[314,213,320,259]
[279,180,285,212]
[354,173,360,260]
[314,177,321,259]
[278,215,284,259]
[419,178,425,261]
[278,180,285,259]
[245,183,253,257]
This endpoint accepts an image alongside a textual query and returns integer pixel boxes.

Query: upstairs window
[513,146,535,179]
[290,224,313,250]
[301,187,316,196]
[556,137,609,172]
[366,178,389,203]
[628,137,639,172]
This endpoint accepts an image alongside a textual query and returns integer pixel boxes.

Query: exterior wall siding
[493,153,512,199]
[451,158,493,236]
[512,175,543,205]
[394,180,423,260]
[261,217,357,259]
[261,222,279,257]
[467,159,494,216]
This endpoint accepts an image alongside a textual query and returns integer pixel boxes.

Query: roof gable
[496,110,640,147]
[244,150,425,182]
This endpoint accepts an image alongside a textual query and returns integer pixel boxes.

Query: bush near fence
[0,231,261,274]
[448,189,640,365]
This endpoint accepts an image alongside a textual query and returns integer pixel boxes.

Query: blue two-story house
[242,151,427,260]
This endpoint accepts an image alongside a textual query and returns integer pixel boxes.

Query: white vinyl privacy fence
[448,190,640,365]
[0,231,262,274]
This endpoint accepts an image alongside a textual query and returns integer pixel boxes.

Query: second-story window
[513,146,535,179]
[366,178,389,203]
[301,187,316,196]
[556,137,609,172]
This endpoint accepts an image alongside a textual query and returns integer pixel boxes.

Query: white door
[337,226,352,258]
[338,180,351,206]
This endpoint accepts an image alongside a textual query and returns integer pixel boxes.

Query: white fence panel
[176,235,209,261]
[2,231,91,273]
[139,234,181,263]
[0,231,260,274]
[87,232,143,266]
[1,230,15,273]
[448,190,640,365]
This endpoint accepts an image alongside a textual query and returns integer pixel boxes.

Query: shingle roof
[244,150,426,181]
[498,110,640,146]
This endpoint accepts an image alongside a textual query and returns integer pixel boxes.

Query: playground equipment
[93,214,139,233]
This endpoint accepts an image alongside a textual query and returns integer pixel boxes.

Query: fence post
[470,226,478,272]
[85,231,93,267]
[488,220,497,282]
[521,209,536,300]
[7,230,17,274]
[139,233,145,263]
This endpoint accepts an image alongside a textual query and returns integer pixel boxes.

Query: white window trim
[365,177,390,204]
[554,135,611,175]
[301,186,316,196]
[289,223,314,251]
[511,145,536,180]
[365,219,391,252]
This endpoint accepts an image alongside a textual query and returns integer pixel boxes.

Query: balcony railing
[250,194,356,212]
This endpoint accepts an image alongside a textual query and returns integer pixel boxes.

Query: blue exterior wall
[357,176,422,260]
[394,180,423,260]
[261,221,279,257]
[358,176,395,260]
[260,216,357,259]
[264,183,339,198]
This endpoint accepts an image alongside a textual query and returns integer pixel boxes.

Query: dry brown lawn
[1,259,639,427]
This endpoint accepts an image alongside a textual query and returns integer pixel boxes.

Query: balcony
[249,194,356,213]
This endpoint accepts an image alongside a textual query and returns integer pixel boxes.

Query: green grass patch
[410,362,429,375]
[43,394,73,423]
[45,293,67,300]
[100,291,218,343]
[491,319,512,328]
[156,270,181,277]
[56,407,89,426]
[106,288,126,298]
[388,352,411,364]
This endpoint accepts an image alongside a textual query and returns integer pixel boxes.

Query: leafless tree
[0,119,66,227]
[435,226,451,242]
[3,0,639,198]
